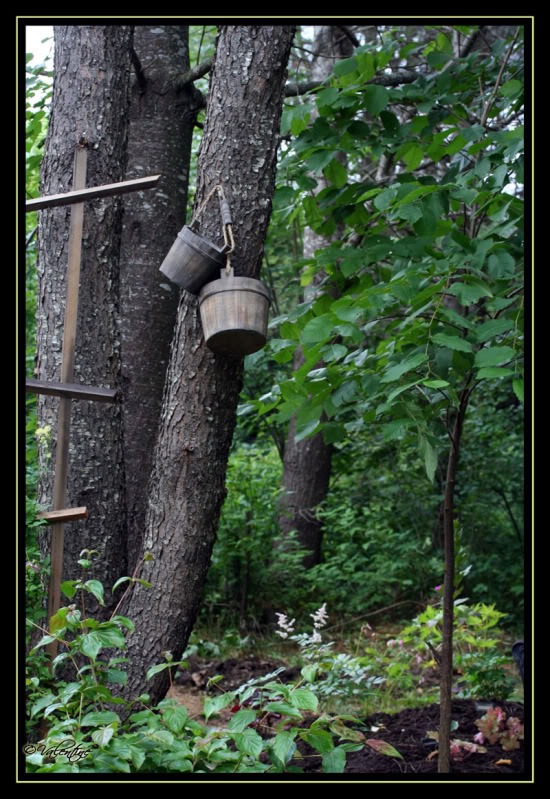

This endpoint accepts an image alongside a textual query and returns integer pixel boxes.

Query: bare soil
[167,654,528,778]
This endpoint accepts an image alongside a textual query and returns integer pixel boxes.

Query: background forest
[24,22,526,776]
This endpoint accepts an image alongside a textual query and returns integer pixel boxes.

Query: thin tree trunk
[278,26,353,569]
[122,25,296,706]
[36,25,133,617]
[438,384,470,773]
[119,25,201,568]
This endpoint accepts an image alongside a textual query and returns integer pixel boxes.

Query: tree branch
[335,25,360,48]
[174,55,214,90]
[173,54,418,99]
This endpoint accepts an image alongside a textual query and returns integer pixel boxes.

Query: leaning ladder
[25,142,160,663]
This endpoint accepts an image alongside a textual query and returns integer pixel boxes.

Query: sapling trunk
[438,383,470,773]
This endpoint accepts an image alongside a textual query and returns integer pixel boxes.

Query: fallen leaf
[495,759,512,766]
[366,739,404,759]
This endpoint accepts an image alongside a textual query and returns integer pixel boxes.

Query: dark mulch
[174,655,527,778]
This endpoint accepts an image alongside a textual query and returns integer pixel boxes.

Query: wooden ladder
[25,143,160,662]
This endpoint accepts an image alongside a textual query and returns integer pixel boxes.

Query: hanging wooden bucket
[159,225,229,294]
[199,268,270,356]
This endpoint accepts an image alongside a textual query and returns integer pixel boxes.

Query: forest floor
[168,654,527,778]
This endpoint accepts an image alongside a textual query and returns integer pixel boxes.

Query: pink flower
[474,732,484,745]
[434,585,442,591]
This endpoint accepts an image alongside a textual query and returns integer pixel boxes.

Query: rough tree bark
[122,25,296,705]
[36,25,133,615]
[119,25,202,568]
[279,26,353,568]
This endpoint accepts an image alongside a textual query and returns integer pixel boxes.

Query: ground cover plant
[24,554,524,776]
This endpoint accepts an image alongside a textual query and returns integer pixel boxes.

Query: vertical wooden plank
[46,145,88,662]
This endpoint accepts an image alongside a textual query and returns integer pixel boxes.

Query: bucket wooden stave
[199,268,270,356]
[159,225,228,294]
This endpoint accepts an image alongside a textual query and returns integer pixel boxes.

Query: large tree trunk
[122,25,296,705]
[119,25,200,569]
[279,26,353,568]
[36,25,133,616]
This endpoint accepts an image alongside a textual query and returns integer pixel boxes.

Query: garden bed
[168,655,526,777]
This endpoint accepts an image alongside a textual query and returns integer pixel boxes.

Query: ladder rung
[37,507,89,523]
[26,378,119,403]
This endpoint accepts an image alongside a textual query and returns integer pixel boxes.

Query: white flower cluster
[274,612,296,639]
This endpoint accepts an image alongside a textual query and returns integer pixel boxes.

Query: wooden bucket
[199,268,270,356]
[159,225,229,294]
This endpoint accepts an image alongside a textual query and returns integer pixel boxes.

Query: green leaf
[322,746,347,773]
[271,731,297,766]
[324,158,347,188]
[380,353,428,383]
[334,56,359,77]
[474,346,516,368]
[423,379,449,388]
[432,333,473,353]
[448,282,492,306]
[487,251,516,279]
[232,727,264,759]
[301,664,317,683]
[306,149,336,173]
[363,84,389,115]
[301,729,334,754]
[512,378,524,403]
[475,318,515,343]
[419,435,438,484]
[81,710,121,727]
[294,418,322,443]
[500,79,522,97]
[84,579,105,605]
[302,314,334,345]
[331,379,357,407]
[445,133,467,156]
[476,367,516,378]
[321,343,348,362]
[228,709,257,732]
[264,701,303,719]
[203,692,236,721]
[373,186,398,211]
[290,688,319,711]
[402,143,424,171]
[163,705,189,734]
